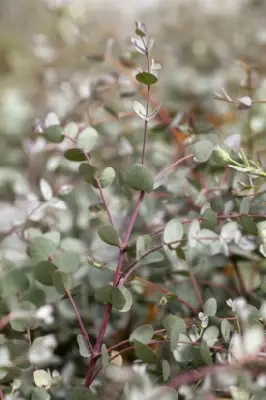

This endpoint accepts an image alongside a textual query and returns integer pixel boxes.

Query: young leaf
[124,163,153,193]
[133,100,147,120]
[163,219,184,249]
[98,225,120,247]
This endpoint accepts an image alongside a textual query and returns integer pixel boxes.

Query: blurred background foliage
[1,0,266,398]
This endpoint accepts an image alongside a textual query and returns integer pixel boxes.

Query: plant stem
[65,288,94,355]
[95,177,116,229]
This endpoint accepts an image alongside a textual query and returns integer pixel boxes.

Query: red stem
[65,289,94,355]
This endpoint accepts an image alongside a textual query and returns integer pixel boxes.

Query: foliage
[1,2,266,399]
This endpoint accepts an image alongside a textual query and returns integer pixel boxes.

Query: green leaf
[53,251,80,274]
[201,208,217,230]
[202,326,219,346]
[94,284,113,304]
[10,301,37,332]
[64,149,90,162]
[136,72,158,85]
[113,286,133,312]
[221,319,232,343]
[77,126,98,152]
[32,388,51,400]
[240,215,258,235]
[33,369,52,387]
[136,236,146,260]
[77,334,91,358]
[34,261,57,286]
[194,140,214,163]
[2,270,29,297]
[67,387,97,400]
[161,359,171,381]
[204,298,217,317]
[200,340,213,365]
[124,163,153,193]
[93,167,115,188]
[52,270,73,294]
[133,340,157,364]
[29,237,58,264]
[43,231,61,247]
[240,197,251,214]
[79,163,98,184]
[163,219,184,249]
[98,225,120,247]
[196,229,220,255]
[101,344,109,368]
[163,315,186,350]
[173,334,193,363]
[129,325,154,344]
[43,125,64,143]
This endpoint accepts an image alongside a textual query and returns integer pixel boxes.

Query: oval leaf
[136,72,158,85]
[98,225,120,247]
[163,219,184,249]
[77,126,98,152]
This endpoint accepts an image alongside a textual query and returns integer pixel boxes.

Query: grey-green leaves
[124,163,153,192]
[94,285,133,312]
[98,225,120,247]
[76,126,98,153]
[163,219,184,248]
[194,140,214,163]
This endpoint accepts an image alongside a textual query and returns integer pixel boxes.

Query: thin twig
[95,177,116,229]
[65,288,94,355]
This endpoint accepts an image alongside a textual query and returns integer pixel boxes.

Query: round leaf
[53,251,80,274]
[204,298,217,317]
[124,163,153,193]
[93,167,115,188]
[29,237,58,264]
[79,162,98,184]
[113,286,133,312]
[129,325,154,344]
[194,140,214,163]
[163,219,184,249]
[34,261,57,286]
[77,126,98,152]
[52,270,73,294]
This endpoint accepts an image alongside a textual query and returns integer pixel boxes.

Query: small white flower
[36,305,54,325]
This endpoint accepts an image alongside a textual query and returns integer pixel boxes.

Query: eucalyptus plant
[1,21,266,400]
